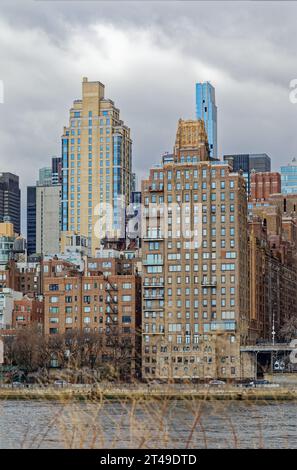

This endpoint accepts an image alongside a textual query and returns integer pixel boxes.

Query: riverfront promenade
[1,384,297,401]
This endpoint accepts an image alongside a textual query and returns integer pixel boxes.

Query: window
[49,284,59,291]
[122,316,131,323]
[122,283,132,289]
[49,307,59,313]
[122,295,132,301]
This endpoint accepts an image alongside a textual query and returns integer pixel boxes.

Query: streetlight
[272,310,276,346]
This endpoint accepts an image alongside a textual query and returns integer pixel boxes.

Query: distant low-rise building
[0,288,23,330]
[0,258,43,296]
[13,295,44,331]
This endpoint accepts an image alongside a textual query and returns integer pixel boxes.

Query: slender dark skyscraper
[0,172,21,234]
[27,186,36,255]
[51,157,62,185]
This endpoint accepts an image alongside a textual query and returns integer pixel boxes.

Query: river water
[0,400,297,448]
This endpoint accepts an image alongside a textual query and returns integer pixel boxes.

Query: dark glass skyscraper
[0,172,21,234]
[223,153,271,195]
[195,82,217,158]
[27,186,36,255]
[51,157,62,185]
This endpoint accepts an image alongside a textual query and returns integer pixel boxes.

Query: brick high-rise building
[43,253,141,377]
[141,119,250,381]
[248,207,297,346]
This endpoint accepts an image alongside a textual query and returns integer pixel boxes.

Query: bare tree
[280,315,297,342]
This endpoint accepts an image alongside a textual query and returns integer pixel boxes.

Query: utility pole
[271,309,276,374]
[272,310,276,346]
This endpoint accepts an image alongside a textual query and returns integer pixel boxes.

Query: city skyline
[1,1,297,232]
[2,0,297,455]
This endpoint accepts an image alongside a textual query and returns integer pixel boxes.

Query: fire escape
[104,275,119,345]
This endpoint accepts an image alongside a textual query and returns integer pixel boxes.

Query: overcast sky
[1,1,297,232]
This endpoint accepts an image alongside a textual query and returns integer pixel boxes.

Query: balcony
[142,259,164,266]
[143,307,164,312]
[143,234,164,241]
[143,283,164,288]
[201,280,217,287]
[142,331,165,336]
[149,185,164,192]
[144,294,164,300]
[144,210,163,218]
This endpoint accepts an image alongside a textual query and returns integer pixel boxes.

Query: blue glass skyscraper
[195,82,217,158]
[281,158,297,194]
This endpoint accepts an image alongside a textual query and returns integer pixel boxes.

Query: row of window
[143,335,236,353]
[145,297,236,309]
[152,168,230,180]
[145,192,236,204]
[48,283,132,292]
[143,322,236,340]
[49,315,131,324]
[144,366,237,375]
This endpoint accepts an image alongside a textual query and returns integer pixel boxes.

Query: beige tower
[141,119,249,381]
[61,78,132,255]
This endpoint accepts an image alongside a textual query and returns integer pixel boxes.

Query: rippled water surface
[0,400,297,448]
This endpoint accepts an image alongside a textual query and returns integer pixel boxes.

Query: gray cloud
[0,1,297,233]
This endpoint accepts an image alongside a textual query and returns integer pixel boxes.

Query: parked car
[53,380,69,388]
[208,379,226,387]
[12,381,24,388]
[247,379,270,388]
